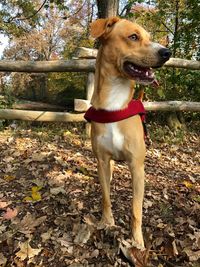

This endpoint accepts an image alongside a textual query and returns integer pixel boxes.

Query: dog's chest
[97,123,124,158]
[106,78,131,110]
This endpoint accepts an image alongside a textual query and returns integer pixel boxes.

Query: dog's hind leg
[97,156,115,227]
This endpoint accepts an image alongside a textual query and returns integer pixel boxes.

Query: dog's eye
[129,34,139,41]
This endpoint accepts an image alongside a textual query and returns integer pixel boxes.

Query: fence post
[85,72,95,137]
[72,47,96,137]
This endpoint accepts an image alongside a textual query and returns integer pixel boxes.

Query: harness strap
[84,99,147,136]
[84,99,145,123]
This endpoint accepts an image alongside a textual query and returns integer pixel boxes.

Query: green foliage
[0,86,15,109]
[149,122,186,144]
[0,87,15,129]
[47,72,87,106]
[123,0,200,104]
[45,0,69,11]
[0,0,41,35]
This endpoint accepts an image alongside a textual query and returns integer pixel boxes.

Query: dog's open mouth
[123,61,158,86]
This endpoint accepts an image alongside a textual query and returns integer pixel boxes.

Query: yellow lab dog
[85,17,171,247]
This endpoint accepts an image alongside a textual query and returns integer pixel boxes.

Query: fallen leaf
[50,186,66,195]
[0,252,7,266]
[143,199,153,209]
[31,152,48,162]
[0,201,12,209]
[32,179,44,187]
[16,241,41,260]
[14,213,47,235]
[3,156,14,163]
[184,248,200,262]
[76,166,89,175]
[74,224,91,244]
[31,186,42,192]
[157,222,167,229]
[23,196,33,202]
[23,186,42,202]
[0,224,7,234]
[54,156,67,167]
[63,131,71,137]
[3,207,18,220]
[172,240,179,256]
[41,230,52,242]
[154,237,164,247]
[70,189,82,195]
[83,214,97,226]
[90,249,99,258]
[77,201,84,210]
[120,243,149,267]
[31,190,41,201]
[68,263,84,267]
[58,233,73,248]
[182,181,194,189]
[3,175,15,181]
[164,239,179,257]
[193,195,200,202]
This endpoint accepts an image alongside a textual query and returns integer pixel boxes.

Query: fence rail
[0,59,96,73]
[0,109,84,122]
[75,99,200,112]
[0,47,199,122]
[0,57,199,73]
[0,101,199,123]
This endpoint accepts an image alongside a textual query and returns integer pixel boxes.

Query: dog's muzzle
[122,43,171,85]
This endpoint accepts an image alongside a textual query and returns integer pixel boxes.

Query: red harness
[84,99,145,122]
[84,100,147,137]
[84,99,147,136]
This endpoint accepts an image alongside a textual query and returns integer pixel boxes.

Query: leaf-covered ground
[0,122,199,267]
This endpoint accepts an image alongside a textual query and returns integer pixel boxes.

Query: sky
[0,34,9,58]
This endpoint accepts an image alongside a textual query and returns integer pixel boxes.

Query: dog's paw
[97,216,115,230]
[132,235,145,249]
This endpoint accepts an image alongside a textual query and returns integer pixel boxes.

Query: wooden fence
[0,47,200,122]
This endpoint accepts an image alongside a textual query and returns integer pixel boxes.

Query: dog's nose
[158,48,171,61]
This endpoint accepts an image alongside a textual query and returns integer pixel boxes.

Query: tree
[96,0,119,18]
[0,1,95,103]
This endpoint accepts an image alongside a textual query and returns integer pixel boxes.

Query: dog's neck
[91,46,135,111]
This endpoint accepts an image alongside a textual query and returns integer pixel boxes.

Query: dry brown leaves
[0,123,199,266]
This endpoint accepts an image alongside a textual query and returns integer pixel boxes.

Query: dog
[85,17,171,247]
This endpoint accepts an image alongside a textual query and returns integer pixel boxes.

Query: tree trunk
[96,0,119,18]
[167,112,185,130]
[168,0,181,130]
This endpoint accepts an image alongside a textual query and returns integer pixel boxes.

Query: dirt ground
[0,122,199,267]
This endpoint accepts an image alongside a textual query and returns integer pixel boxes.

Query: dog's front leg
[128,158,145,247]
[97,157,115,227]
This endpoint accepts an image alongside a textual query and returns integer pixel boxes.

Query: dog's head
[91,17,171,85]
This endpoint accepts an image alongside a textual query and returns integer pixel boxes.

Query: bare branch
[5,0,47,23]
[62,0,87,20]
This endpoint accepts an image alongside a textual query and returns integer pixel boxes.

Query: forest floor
[0,121,199,267]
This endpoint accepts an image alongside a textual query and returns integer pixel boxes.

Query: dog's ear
[90,17,120,39]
